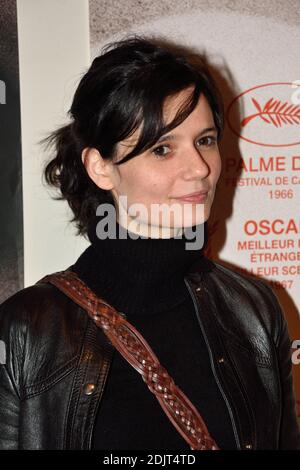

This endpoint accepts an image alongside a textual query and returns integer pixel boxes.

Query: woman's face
[83,87,221,237]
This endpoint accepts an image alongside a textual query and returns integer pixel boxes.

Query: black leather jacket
[0,258,299,450]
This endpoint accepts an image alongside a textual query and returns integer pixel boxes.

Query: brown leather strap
[39,269,219,450]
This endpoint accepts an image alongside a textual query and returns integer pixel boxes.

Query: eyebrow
[155,126,218,145]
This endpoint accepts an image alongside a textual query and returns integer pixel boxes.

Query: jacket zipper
[184,277,242,450]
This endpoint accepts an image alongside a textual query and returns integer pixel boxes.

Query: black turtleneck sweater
[72,220,236,450]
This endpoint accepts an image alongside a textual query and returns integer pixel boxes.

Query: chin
[129,201,211,230]
[169,203,211,228]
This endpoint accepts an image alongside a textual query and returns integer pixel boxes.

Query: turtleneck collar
[72,218,209,317]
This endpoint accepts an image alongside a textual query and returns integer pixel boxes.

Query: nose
[181,146,210,180]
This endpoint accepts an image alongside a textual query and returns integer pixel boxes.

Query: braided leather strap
[39,269,219,451]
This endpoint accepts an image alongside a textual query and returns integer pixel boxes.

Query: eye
[152,145,171,158]
[196,135,217,148]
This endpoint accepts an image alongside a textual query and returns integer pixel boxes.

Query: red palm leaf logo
[241,98,300,128]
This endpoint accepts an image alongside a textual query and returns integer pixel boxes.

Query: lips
[174,190,209,203]
[176,191,208,198]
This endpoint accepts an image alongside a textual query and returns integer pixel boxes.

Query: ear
[81,147,114,190]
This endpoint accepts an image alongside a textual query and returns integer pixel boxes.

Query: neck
[117,200,185,239]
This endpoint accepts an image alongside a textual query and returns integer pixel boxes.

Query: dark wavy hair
[41,36,224,237]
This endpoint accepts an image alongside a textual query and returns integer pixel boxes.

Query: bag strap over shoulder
[39,269,219,451]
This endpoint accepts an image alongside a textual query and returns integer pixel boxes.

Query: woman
[0,36,299,450]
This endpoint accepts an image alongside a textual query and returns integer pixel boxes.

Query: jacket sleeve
[0,292,25,450]
[274,295,300,449]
